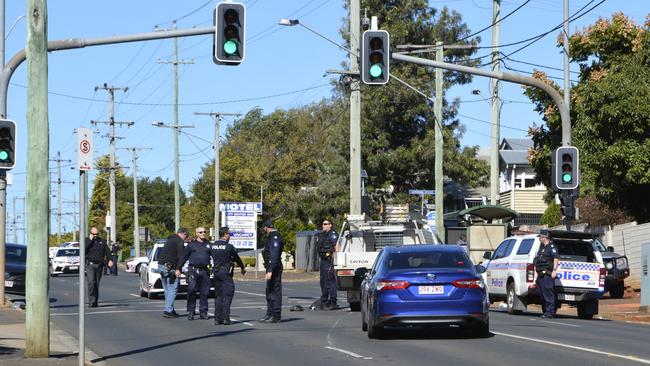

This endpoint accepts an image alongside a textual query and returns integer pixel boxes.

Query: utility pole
[92,85,132,248]
[349,0,361,215]
[25,0,49,357]
[63,193,79,241]
[194,111,240,237]
[562,0,574,230]
[50,151,72,245]
[118,147,150,257]
[490,0,500,205]
[158,21,194,231]
[434,42,444,242]
[0,0,5,308]
[12,195,17,243]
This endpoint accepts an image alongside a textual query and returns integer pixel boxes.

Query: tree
[525,13,650,222]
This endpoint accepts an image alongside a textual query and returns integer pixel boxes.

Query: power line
[452,0,532,45]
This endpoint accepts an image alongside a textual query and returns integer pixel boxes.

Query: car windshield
[590,238,608,252]
[56,249,79,257]
[387,251,471,270]
[6,246,26,261]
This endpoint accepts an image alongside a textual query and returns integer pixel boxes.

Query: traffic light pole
[349,0,361,215]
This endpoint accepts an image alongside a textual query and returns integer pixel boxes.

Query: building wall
[499,188,547,214]
[604,221,650,290]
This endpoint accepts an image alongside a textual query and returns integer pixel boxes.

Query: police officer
[109,241,121,276]
[210,227,246,325]
[85,227,112,308]
[259,220,283,323]
[158,227,188,318]
[178,227,212,320]
[534,230,560,318]
[316,219,338,310]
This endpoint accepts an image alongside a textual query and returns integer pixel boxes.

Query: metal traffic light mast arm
[0,26,215,118]
[391,53,571,146]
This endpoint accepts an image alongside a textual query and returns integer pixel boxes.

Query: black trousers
[536,274,556,315]
[213,269,235,321]
[187,268,211,315]
[319,257,337,304]
[265,266,283,319]
[86,262,103,306]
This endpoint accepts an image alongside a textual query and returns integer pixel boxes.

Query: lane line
[493,331,650,364]
[129,293,140,297]
[52,305,294,316]
[325,318,372,360]
[534,319,581,327]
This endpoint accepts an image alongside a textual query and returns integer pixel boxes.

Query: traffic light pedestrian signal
[214,2,245,65]
[0,119,16,170]
[552,146,579,190]
[361,30,390,85]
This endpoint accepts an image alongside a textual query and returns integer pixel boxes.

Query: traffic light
[361,30,390,85]
[552,146,579,190]
[557,193,575,218]
[214,1,246,65]
[0,119,16,170]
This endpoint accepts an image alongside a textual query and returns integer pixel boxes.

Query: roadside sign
[219,202,262,249]
[409,189,435,195]
[77,127,93,171]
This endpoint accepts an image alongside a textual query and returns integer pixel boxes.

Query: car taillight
[337,269,354,276]
[376,280,410,291]
[526,263,535,283]
[599,268,606,287]
[452,279,483,289]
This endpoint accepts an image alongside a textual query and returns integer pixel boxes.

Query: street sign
[77,127,93,171]
[219,201,262,249]
[409,189,435,195]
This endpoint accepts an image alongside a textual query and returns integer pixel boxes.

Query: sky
[2,0,647,242]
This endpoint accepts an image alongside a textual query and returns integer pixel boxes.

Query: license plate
[418,285,444,295]
[5,280,13,287]
[69,266,78,270]
[561,293,575,301]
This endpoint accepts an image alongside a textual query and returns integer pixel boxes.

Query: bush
[540,202,561,227]
[242,257,256,268]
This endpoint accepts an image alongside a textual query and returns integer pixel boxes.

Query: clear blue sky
[3,0,647,240]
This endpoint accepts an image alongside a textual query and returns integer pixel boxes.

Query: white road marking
[325,319,372,360]
[493,331,650,364]
[235,290,266,297]
[129,293,140,297]
[534,319,581,327]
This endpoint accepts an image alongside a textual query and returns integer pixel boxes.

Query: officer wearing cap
[178,226,213,320]
[210,227,246,325]
[259,220,284,323]
[534,230,560,318]
[316,219,339,310]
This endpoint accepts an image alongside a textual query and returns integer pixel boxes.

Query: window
[502,240,516,258]
[56,249,79,257]
[516,239,534,255]
[387,251,471,270]
[492,239,511,259]
[6,246,26,261]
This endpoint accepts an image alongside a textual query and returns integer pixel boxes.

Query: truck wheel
[609,282,625,299]
[349,301,361,312]
[577,301,595,320]
[506,283,523,315]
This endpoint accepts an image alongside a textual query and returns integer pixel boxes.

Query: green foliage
[241,257,256,268]
[525,14,650,223]
[540,202,561,227]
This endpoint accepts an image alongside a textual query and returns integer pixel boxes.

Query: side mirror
[474,264,486,274]
[482,251,492,260]
[607,246,615,252]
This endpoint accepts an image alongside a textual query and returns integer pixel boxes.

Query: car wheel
[506,283,523,315]
[147,289,157,299]
[474,318,490,338]
[135,264,142,274]
[349,301,361,312]
[577,301,595,320]
[609,282,625,299]
[50,267,58,277]
[367,311,384,339]
[361,307,368,331]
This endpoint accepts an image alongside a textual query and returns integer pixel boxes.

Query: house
[497,138,547,225]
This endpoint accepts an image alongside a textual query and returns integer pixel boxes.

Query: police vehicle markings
[492,331,650,364]
[325,319,372,360]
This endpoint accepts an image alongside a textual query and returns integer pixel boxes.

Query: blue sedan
[360,245,489,338]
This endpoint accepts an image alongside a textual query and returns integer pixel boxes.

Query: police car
[49,247,80,276]
[481,230,606,319]
[138,243,214,299]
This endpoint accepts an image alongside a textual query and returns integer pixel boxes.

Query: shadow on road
[90,328,254,363]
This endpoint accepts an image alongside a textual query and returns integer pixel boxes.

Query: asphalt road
[40,272,650,366]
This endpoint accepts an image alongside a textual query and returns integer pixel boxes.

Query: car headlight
[615,257,628,269]
[605,261,614,270]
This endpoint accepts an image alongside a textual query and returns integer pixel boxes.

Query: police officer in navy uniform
[211,227,246,325]
[259,220,284,323]
[178,227,212,320]
[534,230,560,318]
[316,219,338,310]
[85,227,113,307]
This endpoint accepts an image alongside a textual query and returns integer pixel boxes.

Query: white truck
[333,208,439,311]
[482,231,606,319]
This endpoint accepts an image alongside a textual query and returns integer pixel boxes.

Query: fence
[604,221,650,290]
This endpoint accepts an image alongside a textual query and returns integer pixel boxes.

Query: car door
[485,239,514,296]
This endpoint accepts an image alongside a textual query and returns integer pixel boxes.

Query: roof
[499,150,529,165]
[501,138,533,150]
[457,204,519,222]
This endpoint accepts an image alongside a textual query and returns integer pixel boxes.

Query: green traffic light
[0,151,8,161]
[562,172,572,183]
[369,64,383,78]
[224,40,238,55]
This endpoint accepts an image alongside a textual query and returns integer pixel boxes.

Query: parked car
[50,248,80,276]
[126,255,149,274]
[360,245,489,339]
[5,243,26,295]
[139,243,214,299]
